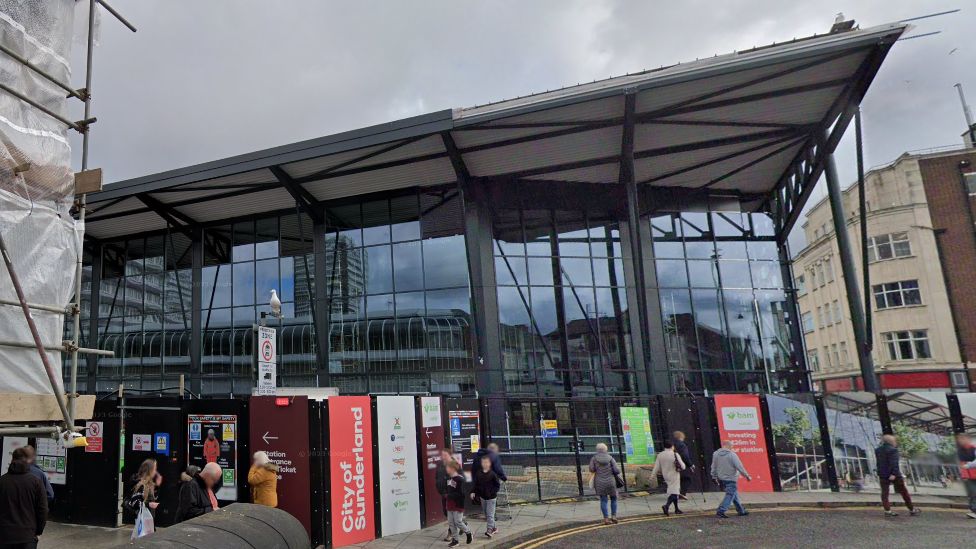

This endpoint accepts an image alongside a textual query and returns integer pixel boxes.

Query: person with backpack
[652,441,686,515]
[471,454,501,538]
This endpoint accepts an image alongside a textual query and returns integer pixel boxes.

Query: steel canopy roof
[84,22,907,240]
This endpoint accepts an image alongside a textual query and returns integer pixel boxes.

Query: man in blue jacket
[875,434,919,517]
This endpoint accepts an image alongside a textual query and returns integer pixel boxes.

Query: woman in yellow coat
[248,451,279,507]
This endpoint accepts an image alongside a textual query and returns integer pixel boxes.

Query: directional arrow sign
[425,428,433,437]
[262,431,279,445]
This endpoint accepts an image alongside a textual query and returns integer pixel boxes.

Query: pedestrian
[174,462,222,523]
[588,442,622,525]
[125,458,161,513]
[472,442,507,483]
[471,454,501,538]
[436,449,453,541]
[710,440,752,518]
[652,441,686,515]
[0,447,47,549]
[444,460,472,547]
[125,459,161,538]
[248,451,278,508]
[955,434,975,519]
[672,431,695,500]
[875,434,920,517]
[17,447,53,508]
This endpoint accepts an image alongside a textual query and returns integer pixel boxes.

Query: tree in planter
[772,407,814,490]
[891,421,932,489]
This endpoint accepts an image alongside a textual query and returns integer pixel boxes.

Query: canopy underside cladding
[84,23,906,240]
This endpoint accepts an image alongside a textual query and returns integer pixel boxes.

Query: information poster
[1,437,27,474]
[133,434,152,452]
[447,399,480,470]
[377,396,421,536]
[187,414,238,500]
[620,406,656,465]
[328,396,375,547]
[35,436,66,485]
[714,394,773,492]
[256,326,277,396]
[249,396,311,535]
[419,396,445,526]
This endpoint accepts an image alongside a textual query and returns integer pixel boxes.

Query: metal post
[855,109,871,350]
[822,139,878,392]
[190,229,203,395]
[621,92,656,395]
[312,219,331,387]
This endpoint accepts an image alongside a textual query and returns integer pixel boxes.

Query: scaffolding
[0,0,135,439]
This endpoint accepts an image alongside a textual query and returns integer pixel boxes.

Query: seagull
[834,12,845,24]
[269,289,281,318]
[949,48,958,55]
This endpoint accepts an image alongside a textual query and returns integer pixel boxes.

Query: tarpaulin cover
[0,0,79,395]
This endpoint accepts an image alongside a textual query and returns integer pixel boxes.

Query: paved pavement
[38,490,970,548]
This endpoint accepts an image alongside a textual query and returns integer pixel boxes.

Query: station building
[71,22,907,406]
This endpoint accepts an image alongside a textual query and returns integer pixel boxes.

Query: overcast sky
[67,1,974,242]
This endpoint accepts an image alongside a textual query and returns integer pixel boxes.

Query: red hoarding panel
[418,396,445,527]
[329,396,375,547]
[713,394,773,493]
[248,396,311,535]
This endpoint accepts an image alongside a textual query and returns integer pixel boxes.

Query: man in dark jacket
[19,447,54,506]
[0,449,47,549]
[672,431,694,499]
[472,443,507,482]
[875,434,919,517]
[175,462,221,523]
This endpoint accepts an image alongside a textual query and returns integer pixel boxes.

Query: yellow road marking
[508,505,961,549]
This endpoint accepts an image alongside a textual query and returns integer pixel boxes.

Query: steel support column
[189,227,203,395]
[620,92,657,395]
[778,240,810,392]
[85,240,102,393]
[312,220,330,387]
[822,140,878,392]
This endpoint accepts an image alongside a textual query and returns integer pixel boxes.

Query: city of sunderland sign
[329,397,375,547]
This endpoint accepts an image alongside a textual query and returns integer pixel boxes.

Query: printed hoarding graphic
[714,394,773,492]
[377,396,421,536]
[620,406,656,465]
[446,400,480,470]
[249,395,311,535]
[35,436,66,485]
[419,396,446,527]
[329,396,375,547]
[187,414,238,500]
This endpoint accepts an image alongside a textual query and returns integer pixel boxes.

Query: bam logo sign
[721,406,759,430]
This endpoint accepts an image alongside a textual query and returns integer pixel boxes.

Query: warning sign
[85,421,103,453]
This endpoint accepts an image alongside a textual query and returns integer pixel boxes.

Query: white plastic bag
[131,502,155,539]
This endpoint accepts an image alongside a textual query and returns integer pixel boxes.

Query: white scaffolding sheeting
[0,0,79,395]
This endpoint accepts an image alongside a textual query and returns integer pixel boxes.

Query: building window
[883,330,931,361]
[867,232,911,262]
[832,300,842,325]
[839,341,849,366]
[823,346,832,369]
[964,172,976,195]
[950,371,969,388]
[796,274,806,296]
[815,262,825,287]
[802,311,815,333]
[873,280,921,309]
[824,257,834,283]
[831,344,840,370]
[807,349,819,372]
[815,306,822,328]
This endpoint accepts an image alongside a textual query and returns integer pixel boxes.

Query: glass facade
[72,182,808,397]
[650,205,805,394]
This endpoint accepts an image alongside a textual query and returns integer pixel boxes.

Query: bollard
[116,503,309,549]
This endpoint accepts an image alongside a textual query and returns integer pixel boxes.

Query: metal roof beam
[136,193,198,236]
[269,165,323,223]
[641,133,803,184]
[293,134,430,182]
[441,132,471,182]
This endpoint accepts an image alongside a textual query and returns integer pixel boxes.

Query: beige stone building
[794,146,976,393]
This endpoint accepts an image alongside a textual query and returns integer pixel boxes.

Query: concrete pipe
[117,503,309,549]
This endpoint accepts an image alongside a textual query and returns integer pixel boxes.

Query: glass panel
[423,235,468,289]
[364,245,393,295]
[527,257,554,286]
[390,194,420,242]
[392,240,424,292]
[687,260,718,288]
[362,199,391,246]
[255,259,279,306]
[255,217,279,260]
[559,257,592,287]
[656,260,688,288]
[719,260,753,288]
[233,220,255,262]
[691,289,729,370]
[232,262,254,306]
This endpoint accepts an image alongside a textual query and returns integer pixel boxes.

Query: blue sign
[154,432,170,456]
[450,417,461,437]
[189,422,201,441]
